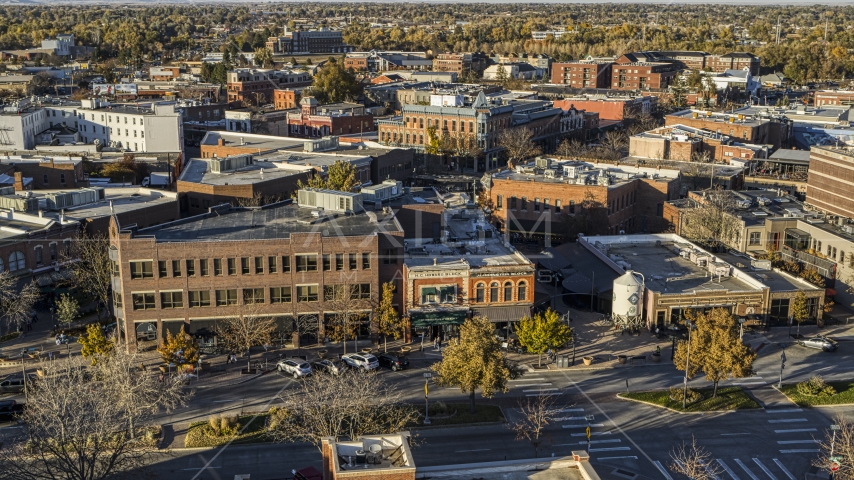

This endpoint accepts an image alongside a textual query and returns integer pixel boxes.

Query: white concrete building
[40,34,74,57]
[0,99,51,150]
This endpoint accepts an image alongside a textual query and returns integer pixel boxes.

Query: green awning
[411,310,467,327]
[420,287,437,296]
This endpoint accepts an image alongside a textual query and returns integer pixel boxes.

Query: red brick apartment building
[273,89,301,110]
[0,157,87,190]
[553,95,657,121]
[286,97,375,138]
[484,161,681,238]
[550,61,613,88]
[109,194,405,350]
[665,110,793,150]
[814,91,854,107]
[226,68,312,105]
[611,62,677,91]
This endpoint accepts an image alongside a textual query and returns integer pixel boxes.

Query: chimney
[217,137,225,147]
[13,172,23,192]
[38,210,43,218]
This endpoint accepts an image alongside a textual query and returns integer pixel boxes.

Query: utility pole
[682,321,693,409]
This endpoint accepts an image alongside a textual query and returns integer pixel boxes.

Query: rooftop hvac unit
[298,188,364,213]
[210,154,253,173]
[842,225,854,235]
[535,157,552,169]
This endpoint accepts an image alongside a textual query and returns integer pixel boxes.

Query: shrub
[219,415,239,436]
[796,375,836,397]
[208,415,219,432]
[669,386,702,404]
[431,401,448,415]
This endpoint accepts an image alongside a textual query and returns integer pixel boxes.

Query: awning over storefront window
[471,306,532,323]
[410,310,467,327]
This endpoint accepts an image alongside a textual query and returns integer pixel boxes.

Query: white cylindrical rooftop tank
[612,270,644,319]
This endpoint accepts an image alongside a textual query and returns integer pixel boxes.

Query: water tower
[612,270,645,329]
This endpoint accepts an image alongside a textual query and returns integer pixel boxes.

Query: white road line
[523,388,558,392]
[779,449,819,453]
[814,366,832,372]
[752,458,778,480]
[510,377,545,382]
[553,408,584,412]
[772,459,796,480]
[721,433,750,436]
[554,416,591,421]
[571,431,612,437]
[563,423,605,428]
[652,460,674,480]
[777,440,818,444]
[212,400,236,403]
[733,382,766,386]
[589,446,632,452]
[768,418,807,423]
[526,393,557,397]
[765,408,803,413]
[455,448,491,452]
[577,439,622,445]
[512,383,553,387]
[183,467,221,471]
[598,456,638,460]
[774,428,817,433]
[716,459,740,480]
[734,459,761,480]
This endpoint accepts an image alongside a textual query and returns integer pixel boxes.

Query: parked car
[377,353,409,371]
[341,353,379,371]
[0,399,24,422]
[0,375,34,394]
[798,336,838,352]
[311,359,346,375]
[276,358,312,378]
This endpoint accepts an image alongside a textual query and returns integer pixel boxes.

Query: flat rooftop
[200,131,305,152]
[667,109,770,128]
[599,240,760,294]
[404,197,531,269]
[50,188,177,219]
[490,159,680,186]
[734,105,851,125]
[136,201,401,242]
[715,251,819,292]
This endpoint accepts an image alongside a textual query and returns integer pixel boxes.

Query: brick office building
[611,62,677,91]
[0,208,79,288]
[553,95,657,121]
[273,89,302,110]
[665,110,793,150]
[226,68,312,105]
[806,146,854,220]
[814,90,854,107]
[109,190,405,350]
[432,53,489,75]
[266,27,352,55]
[629,124,770,162]
[286,97,375,139]
[484,159,681,239]
[0,156,87,190]
[550,61,613,88]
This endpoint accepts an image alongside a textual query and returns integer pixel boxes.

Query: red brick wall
[2,160,87,190]
[200,143,270,159]
[552,99,630,121]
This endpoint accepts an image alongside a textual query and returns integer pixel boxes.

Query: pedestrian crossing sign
[586,426,591,439]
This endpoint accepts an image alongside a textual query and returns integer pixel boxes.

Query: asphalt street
[2,334,847,479]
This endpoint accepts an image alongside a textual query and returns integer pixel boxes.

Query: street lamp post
[682,320,693,409]
[423,373,432,425]
[830,424,840,480]
[739,318,746,341]
[778,350,786,389]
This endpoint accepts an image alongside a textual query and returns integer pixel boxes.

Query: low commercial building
[0,206,79,286]
[576,233,822,327]
[286,97,374,139]
[344,51,432,72]
[665,109,793,151]
[402,197,534,337]
[815,90,854,107]
[109,191,404,350]
[552,95,657,121]
[629,124,770,162]
[266,26,352,55]
[484,158,681,240]
[226,68,312,105]
[432,52,490,75]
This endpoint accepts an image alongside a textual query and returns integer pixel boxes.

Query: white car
[341,353,379,371]
[277,359,312,378]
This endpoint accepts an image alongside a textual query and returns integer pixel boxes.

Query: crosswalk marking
[523,388,558,392]
[765,408,802,413]
[563,423,605,428]
[734,459,761,480]
[526,393,557,397]
[700,461,720,480]
[779,449,819,453]
[752,458,778,480]
[777,439,818,444]
[598,456,637,460]
[553,416,590,421]
[577,439,621,445]
[768,418,807,423]
[774,428,816,433]
[571,431,612,437]
[716,459,740,480]
[772,459,796,480]
[510,377,545,382]
[652,460,674,480]
[552,408,584,412]
[513,383,553,387]
[589,446,631,452]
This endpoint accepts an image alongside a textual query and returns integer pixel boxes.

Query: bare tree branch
[669,435,722,480]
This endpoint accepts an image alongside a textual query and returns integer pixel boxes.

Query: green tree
[374,282,404,353]
[78,323,114,365]
[495,64,508,85]
[425,125,441,155]
[671,75,688,109]
[516,308,572,367]
[157,326,199,368]
[791,291,810,335]
[55,293,79,328]
[309,58,361,104]
[432,316,512,413]
[253,47,273,68]
[295,158,359,193]
[674,308,756,397]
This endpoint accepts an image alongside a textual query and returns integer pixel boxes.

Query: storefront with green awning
[410,310,468,327]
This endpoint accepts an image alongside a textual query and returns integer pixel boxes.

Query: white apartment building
[44,99,183,153]
[0,100,50,150]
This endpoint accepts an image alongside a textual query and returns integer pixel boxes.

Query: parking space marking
[772,459,796,480]
[571,431,612,437]
[765,409,802,413]
[776,440,818,444]
[774,428,816,433]
[598,456,638,461]
[523,388,558,392]
[563,423,605,428]
[652,460,674,480]
[733,459,760,480]
[778,449,819,453]
[589,446,631,452]
[577,439,622,445]
[715,459,740,480]
[767,418,807,423]
[752,459,777,480]
[455,448,490,453]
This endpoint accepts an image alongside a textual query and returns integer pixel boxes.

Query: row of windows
[500,195,574,214]
[475,281,527,303]
[128,253,373,279]
[126,283,372,310]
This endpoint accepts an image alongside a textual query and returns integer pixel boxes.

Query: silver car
[798,336,838,352]
[341,353,379,371]
[277,359,312,378]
